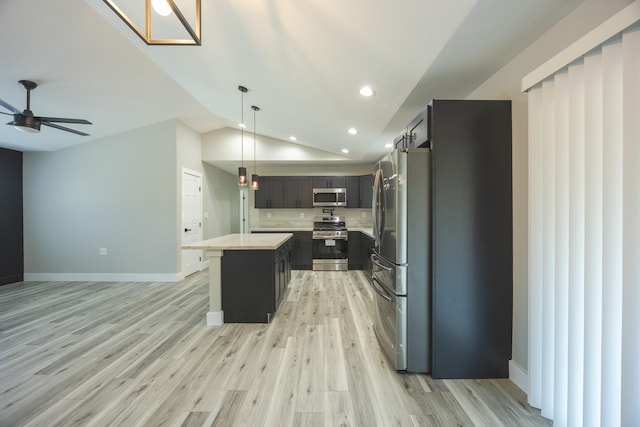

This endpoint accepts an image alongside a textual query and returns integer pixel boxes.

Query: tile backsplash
[252,208,372,229]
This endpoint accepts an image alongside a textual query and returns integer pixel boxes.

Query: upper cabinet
[283,176,313,208]
[255,176,284,209]
[359,174,374,209]
[346,176,360,209]
[407,105,430,149]
[394,105,431,150]
[255,175,373,209]
[312,176,346,189]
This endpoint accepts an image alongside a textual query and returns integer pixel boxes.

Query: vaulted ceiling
[0,0,584,163]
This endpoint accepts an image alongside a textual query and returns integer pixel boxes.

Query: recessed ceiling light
[384,143,393,148]
[341,148,349,154]
[289,136,297,141]
[359,86,375,97]
[348,128,358,135]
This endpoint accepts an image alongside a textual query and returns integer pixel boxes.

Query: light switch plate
[99,248,107,256]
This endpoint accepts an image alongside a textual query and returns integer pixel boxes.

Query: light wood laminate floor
[0,270,550,426]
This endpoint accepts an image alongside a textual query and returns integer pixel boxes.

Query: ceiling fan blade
[37,116,92,125]
[41,121,90,136]
[0,111,13,116]
[0,98,21,114]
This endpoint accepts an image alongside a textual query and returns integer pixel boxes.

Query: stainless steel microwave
[313,188,347,207]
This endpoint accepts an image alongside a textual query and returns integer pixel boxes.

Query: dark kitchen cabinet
[407,105,430,148]
[348,231,362,270]
[255,176,284,209]
[0,148,23,286]
[256,175,373,208]
[221,241,292,323]
[359,174,374,209]
[346,176,360,209]
[291,232,313,269]
[429,99,512,379]
[254,231,312,270]
[312,176,346,189]
[284,176,313,208]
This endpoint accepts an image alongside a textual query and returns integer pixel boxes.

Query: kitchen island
[182,233,293,325]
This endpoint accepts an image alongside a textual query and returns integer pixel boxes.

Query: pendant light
[238,86,248,186]
[251,105,260,190]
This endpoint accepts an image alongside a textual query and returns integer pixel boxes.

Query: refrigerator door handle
[371,253,392,272]
[370,276,393,302]
[372,167,385,248]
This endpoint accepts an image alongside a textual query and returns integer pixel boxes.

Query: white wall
[23,121,179,281]
[466,0,634,375]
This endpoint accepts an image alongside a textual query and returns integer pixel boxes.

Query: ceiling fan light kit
[0,80,92,136]
[103,0,201,46]
[10,114,41,133]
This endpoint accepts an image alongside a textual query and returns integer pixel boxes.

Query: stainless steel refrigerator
[370,148,430,372]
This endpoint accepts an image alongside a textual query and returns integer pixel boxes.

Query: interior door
[182,168,203,277]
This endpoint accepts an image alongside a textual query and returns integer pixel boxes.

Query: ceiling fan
[0,80,92,136]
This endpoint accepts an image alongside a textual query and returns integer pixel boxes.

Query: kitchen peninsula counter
[183,233,293,325]
[184,233,293,251]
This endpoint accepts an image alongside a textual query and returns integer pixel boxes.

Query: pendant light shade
[238,86,248,187]
[251,105,260,190]
[238,166,247,186]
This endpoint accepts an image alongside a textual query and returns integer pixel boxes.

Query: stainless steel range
[312,216,348,271]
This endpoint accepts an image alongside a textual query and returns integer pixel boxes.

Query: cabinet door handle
[184,228,192,232]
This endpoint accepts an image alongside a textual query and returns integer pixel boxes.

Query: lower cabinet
[291,232,313,269]
[348,231,362,270]
[255,231,312,270]
[221,243,292,323]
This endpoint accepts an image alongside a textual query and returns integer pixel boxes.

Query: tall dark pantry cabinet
[421,100,512,379]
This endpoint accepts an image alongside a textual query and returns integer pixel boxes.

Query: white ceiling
[0,0,584,163]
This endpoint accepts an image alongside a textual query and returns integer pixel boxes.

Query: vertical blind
[526,13,639,427]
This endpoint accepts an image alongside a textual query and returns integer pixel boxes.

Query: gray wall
[466,0,634,372]
[23,121,179,278]
[203,163,239,239]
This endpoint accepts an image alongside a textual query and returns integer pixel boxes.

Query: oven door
[312,236,347,259]
[312,235,348,270]
[370,254,407,370]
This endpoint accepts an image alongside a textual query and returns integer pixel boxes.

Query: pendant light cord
[253,107,257,174]
[240,90,244,168]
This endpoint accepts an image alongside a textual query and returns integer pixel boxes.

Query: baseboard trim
[23,272,182,283]
[206,311,224,326]
[509,360,529,394]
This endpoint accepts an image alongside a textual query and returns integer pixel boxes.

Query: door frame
[181,167,204,277]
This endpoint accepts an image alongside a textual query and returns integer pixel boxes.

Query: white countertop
[182,233,293,250]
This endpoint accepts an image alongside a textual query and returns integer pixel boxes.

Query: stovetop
[313,216,347,231]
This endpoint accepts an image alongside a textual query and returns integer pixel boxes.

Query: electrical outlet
[361,211,367,218]
[204,212,209,218]
[99,248,108,256]
[299,212,304,218]
[267,212,271,218]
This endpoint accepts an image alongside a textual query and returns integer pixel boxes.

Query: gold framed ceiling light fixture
[103,0,201,46]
